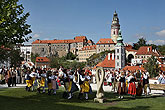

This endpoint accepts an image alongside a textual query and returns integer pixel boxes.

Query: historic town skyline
[21,0,165,45]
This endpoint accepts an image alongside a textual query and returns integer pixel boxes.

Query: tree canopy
[144,56,160,77]
[0,0,32,64]
[0,0,32,47]
[133,38,147,50]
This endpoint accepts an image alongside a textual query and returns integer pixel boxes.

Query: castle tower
[115,30,125,70]
[111,10,120,43]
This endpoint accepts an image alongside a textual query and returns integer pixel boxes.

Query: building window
[141,56,143,58]
[117,55,119,59]
[117,62,119,66]
[114,31,115,35]
[42,48,44,52]
[117,49,119,53]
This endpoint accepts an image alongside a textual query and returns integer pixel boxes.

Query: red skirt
[128,82,136,95]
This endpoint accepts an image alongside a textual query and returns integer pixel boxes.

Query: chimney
[108,53,110,60]
[147,47,150,52]
[112,53,114,60]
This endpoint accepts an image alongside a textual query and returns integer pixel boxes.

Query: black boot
[37,88,40,93]
[48,89,51,95]
[78,93,83,99]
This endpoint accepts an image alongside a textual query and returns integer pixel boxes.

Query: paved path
[0,79,164,95]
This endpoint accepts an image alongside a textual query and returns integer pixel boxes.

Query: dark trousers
[12,77,16,86]
[8,78,12,87]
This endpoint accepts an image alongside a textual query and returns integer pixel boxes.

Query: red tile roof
[36,57,50,62]
[95,53,115,68]
[123,66,145,71]
[87,40,94,43]
[125,44,133,50]
[125,44,137,52]
[136,46,160,57]
[96,38,115,44]
[136,46,152,55]
[32,36,87,44]
[74,36,87,41]
[80,45,96,51]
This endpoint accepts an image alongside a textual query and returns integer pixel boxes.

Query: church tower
[111,10,120,43]
[115,30,125,70]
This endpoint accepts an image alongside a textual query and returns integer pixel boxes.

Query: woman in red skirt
[128,72,136,98]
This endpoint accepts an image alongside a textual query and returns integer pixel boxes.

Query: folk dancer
[40,70,47,93]
[67,71,79,99]
[118,72,126,99]
[142,71,150,96]
[47,71,53,95]
[128,73,136,98]
[25,70,32,91]
[51,71,59,95]
[30,69,38,91]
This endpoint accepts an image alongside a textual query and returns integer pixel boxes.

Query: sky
[20,0,165,45]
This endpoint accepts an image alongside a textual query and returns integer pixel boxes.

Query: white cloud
[33,34,40,38]
[148,39,165,45]
[134,33,146,39]
[155,30,165,37]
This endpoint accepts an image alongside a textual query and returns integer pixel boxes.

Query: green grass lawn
[0,87,164,110]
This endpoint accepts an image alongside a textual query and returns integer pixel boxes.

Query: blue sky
[20,0,165,45]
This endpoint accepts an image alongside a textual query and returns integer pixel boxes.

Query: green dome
[117,37,123,41]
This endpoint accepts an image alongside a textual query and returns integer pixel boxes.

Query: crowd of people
[21,66,91,100]
[104,69,151,98]
[0,65,165,100]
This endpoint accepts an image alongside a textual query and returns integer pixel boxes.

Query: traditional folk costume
[51,74,59,95]
[106,72,113,86]
[118,74,126,99]
[30,71,38,91]
[25,72,32,91]
[136,71,143,96]
[79,73,92,100]
[47,71,52,95]
[128,75,136,97]
[143,73,149,96]
[40,72,47,93]
[67,74,79,99]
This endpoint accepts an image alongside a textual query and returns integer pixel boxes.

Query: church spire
[111,10,120,43]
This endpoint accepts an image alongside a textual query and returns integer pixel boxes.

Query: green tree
[157,45,165,55]
[87,50,114,67]
[9,47,24,67]
[66,52,77,60]
[133,38,147,50]
[31,53,39,64]
[144,56,160,77]
[0,0,32,62]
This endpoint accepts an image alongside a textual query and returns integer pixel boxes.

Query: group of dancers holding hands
[24,66,92,100]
